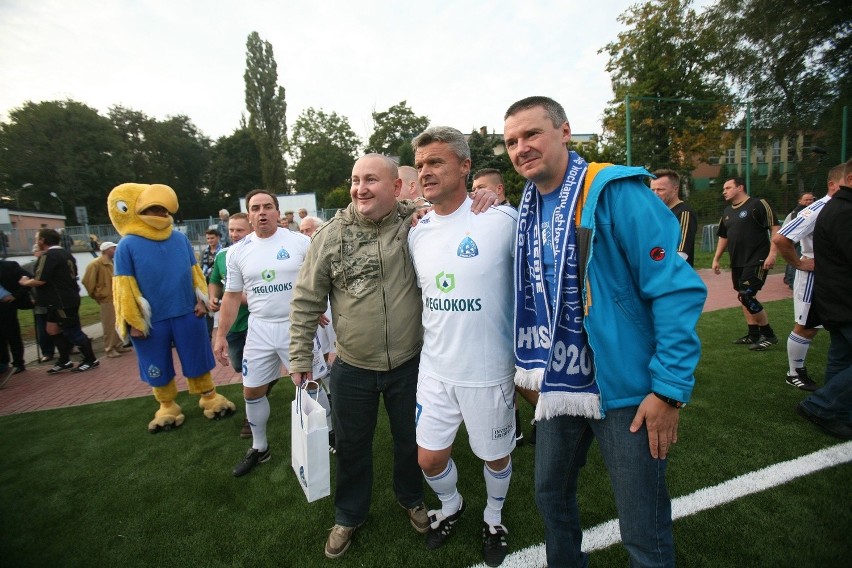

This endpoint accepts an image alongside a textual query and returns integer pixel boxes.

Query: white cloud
[0,0,696,145]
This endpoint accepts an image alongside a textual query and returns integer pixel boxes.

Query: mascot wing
[113,275,152,339]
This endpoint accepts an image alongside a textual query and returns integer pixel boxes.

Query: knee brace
[737,286,764,314]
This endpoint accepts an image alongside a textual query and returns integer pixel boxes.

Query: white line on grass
[468,441,852,568]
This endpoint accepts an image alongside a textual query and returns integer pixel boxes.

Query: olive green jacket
[289,201,422,373]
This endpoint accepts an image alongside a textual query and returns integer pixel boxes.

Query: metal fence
[1,212,343,257]
[1,218,223,256]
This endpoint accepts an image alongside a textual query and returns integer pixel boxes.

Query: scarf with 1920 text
[514,151,601,420]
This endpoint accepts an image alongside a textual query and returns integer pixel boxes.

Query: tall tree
[0,100,128,223]
[290,108,360,205]
[207,127,263,211]
[707,0,851,190]
[367,101,429,155]
[109,107,211,219]
[600,0,732,172]
[244,31,288,193]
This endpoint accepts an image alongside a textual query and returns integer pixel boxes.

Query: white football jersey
[225,227,310,322]
[408,201,517,387]
[778,195,831,259]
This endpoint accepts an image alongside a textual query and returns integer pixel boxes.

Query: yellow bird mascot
[108,183,236,432]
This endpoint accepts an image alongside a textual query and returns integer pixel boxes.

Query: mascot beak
[137,184,179,231]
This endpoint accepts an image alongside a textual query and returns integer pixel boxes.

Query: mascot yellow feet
[199,391,237,420]
[188,373,236,420]
[148,401,185,434]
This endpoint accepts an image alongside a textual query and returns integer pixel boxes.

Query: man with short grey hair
[410,127,517,566]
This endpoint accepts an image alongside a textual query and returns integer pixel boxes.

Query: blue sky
[0,0,711,143]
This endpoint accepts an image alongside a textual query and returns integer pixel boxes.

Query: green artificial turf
[1,300,850,567]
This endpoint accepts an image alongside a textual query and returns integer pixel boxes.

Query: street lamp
[49,191,64,216]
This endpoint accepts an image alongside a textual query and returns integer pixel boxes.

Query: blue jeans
[802,322,852,424]
[535,407,674,568]
[330,355,423,527]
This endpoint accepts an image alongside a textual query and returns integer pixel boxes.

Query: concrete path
[0,270,791,417]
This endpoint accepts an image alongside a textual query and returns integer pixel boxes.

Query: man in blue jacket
[505,96,706,567]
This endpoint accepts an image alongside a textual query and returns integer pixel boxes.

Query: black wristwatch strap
[653,392,685,409]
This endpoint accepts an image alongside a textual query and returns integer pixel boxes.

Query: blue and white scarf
[514,151,601,420]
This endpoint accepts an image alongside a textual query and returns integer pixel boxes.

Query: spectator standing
[217,209,231,247]
[21,245,55,362]
[409,127,517,566]
[200,229,222,281]
[398,165,424,201]
[772,166,845,391]
[504,96,706,567]
[796,158,852,440]
[207,212,252,438]
[0,259,31,378]
[81,241,127,358]
[472,168,511,207]
[712,177,780,350]
[19,228,99,373]
[282,210,300,231]
[650,169,698,266]
[88,234,99,258]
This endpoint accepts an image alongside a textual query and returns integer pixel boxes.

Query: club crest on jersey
[261,269,275,282]
[457,234,479,258]
[738,210,748,218]
[277,247,290,260]
[650,247,666,261]
[435,271,456,293]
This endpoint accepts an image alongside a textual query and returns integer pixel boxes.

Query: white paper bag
[291,385,331,502]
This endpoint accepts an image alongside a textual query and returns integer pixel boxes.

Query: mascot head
[108,183,179,241]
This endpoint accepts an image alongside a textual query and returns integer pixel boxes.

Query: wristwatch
[653,392,685,409]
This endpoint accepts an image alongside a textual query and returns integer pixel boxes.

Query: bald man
[398,165,424,201]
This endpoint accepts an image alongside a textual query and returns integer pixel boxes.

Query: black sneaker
[529,420,537,445]
[329,430,337,454]
[482,523,509,567]
[232,446,271,477]
[748,335,779,351]
[732,335,757,345]
[70,360,100,373]
[426,497,465,550]
[786,367,818,391]
[47,361,74,374]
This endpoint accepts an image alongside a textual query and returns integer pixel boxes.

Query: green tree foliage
[109,107,211,220]
[367,101,429,155]
[244,31,288,193]
[290,108,360,206]
[707,0,851,189]
[323,186,352,210]
[600,0,732,172]
[467,129,504,173]
[207,128,262,212]
[0,100,128,223]
[397,141,415,167]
